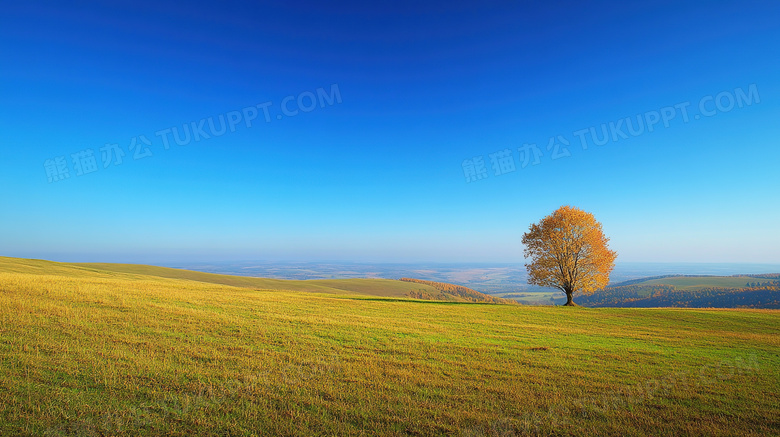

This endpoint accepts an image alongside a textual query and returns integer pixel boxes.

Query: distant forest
[578,279,780,309]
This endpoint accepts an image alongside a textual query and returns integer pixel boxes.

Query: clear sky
[1,1,779,264]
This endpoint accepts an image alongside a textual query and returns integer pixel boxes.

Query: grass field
[637,276,771,290]
[1,257,779,436]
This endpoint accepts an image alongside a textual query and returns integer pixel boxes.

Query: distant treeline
[745,280,780,287]
[748,273,780,279]
[578,283,780,308]
[399,278,511,304]
[612,274,721,287]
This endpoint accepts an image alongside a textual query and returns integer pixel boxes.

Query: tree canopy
[522,206,617,306]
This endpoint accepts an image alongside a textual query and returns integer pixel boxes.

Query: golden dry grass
[0,257,778,436]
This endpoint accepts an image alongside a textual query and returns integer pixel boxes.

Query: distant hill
[579,274,780,308]
[0,257,501,303]
[399,278,513,304]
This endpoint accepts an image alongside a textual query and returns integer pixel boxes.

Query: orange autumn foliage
[522,206,617,306]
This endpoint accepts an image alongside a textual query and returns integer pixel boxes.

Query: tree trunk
[563,290,577,306]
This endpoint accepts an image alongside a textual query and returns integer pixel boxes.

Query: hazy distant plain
[168,261,780,297]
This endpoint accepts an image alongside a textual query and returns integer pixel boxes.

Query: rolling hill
[0,257,501,303]
[0,256,778,435]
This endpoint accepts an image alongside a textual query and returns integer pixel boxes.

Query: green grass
[638,276,769,290]
[1,257,778,436]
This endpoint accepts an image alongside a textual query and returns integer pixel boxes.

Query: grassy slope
[73,262,497,300]
[0,257,450,299]
[73,261,480,299]
[0,258,779,436]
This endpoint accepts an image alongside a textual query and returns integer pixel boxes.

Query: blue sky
[1,0,779,264]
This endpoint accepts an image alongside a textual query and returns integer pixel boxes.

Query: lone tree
[522,206,617,306]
